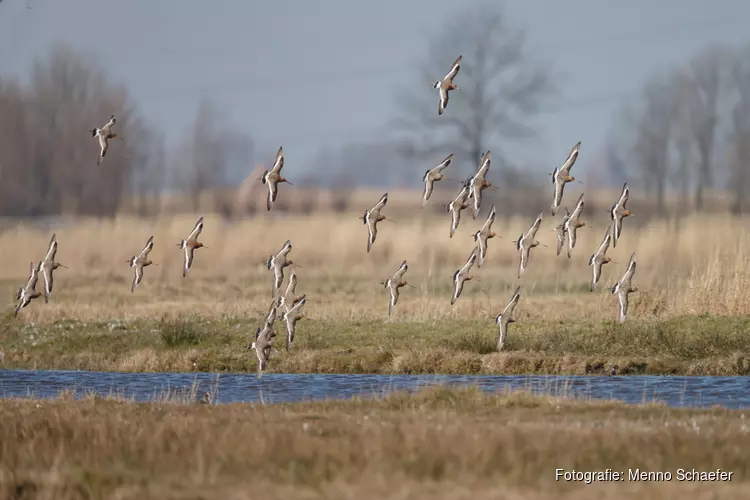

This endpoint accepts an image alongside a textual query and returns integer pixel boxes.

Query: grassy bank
[3,212,750,375]
[1,387,749,499]
[2,314,750,375]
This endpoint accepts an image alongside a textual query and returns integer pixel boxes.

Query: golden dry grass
[0,208,748,320]
[1,386,749,500]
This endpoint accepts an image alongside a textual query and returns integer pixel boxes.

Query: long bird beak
[152,263,160,267]
[383,217,396,223]
[58,264,69,269]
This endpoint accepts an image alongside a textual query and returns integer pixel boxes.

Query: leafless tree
[390,2,554,179]
[679,45,733,211]
[619,72,680,215]
[177,98,253,212]
[0,44,150,217]
[728,44,750,214]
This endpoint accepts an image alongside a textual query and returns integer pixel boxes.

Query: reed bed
[0,386,748,499]
[1,209,750,374]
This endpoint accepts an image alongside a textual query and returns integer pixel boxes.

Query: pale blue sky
[1,0,748,182]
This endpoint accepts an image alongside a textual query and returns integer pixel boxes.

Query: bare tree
[0,78,33,215]
[390,3,554,179]
[178,98,253,212]
[620,72,680,215]
[0,44,151,217]
[728,44,750,214]
[680,45,733,211]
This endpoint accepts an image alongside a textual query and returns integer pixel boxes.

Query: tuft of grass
[158,316,208,347]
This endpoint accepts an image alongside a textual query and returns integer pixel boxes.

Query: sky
[1,0,748,184]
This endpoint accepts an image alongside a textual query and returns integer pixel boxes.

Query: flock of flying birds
[10,54,639,376]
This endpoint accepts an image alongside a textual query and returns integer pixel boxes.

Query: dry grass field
[0,386,749,499]
[1,190,750,374]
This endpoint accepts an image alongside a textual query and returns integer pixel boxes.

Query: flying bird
[282,294,307,351]
[128,236,156,293]
[248,323,277,378]
[451,248,478,306]
[564,192,588,258]
[589,225,613,291]
[473,204,498,267]
[380,260,410,316]
[446,183,472,238]
[360,192,390,253]
[39,233,67,303]
[266,240,296,298]
[433,55,462,115]
[260,146,293,211]
[610,183,632,247]
[495,286,521,352]
[550,141,581,215]
[611,252,638,323]
[515,211,544,279]
[91,115,124,166]
[14,261,42,318]
[553,207,571,257]
[278,266,303,315]
[468,151,492,219]
[421,153,454,207]
[177,217,207,278]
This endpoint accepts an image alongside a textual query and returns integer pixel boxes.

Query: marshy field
[1,198,750,376]
[1,386,749,499]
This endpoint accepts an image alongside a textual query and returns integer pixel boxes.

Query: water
[0,369,749,409]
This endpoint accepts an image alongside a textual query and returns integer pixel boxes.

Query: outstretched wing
[44,233,58,262]
[617,183,630,208]
[392,260,408,281]
[438,87,448,115]
[481,205,496,233]
[518,245,530,279]
[435,153,454,173]
[277,240,293,259]
[182,247,194,278]
[551,179,565,215]
[596,227,612,258]
[270,146,284,174]
[266,181,278,211]
[617,289,629,323]
[443,55,462,81]
[559,141,581,174]
[41,264,53,301]
[570,193,585,219]
[131,265,143,293]
[372,192,388,212]
[188,217,204,240]
[460,248,478,274]
[287,295,307,317]
[449,204,461,238]
[502,286,521,316]
[366,220,378,253]
[591,260,603,290]
[621,252,637,284]
[421,178,435,207]
[388,286,399,315]
[470,183,483,219]
[526,211,544,240]
[138,236,154,259]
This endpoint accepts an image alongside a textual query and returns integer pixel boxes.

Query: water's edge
[0,369,748,409]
